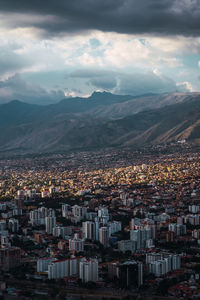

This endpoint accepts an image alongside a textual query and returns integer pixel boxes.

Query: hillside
[0,92,200,154]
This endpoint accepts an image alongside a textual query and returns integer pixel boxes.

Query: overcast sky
[0,0,200,104]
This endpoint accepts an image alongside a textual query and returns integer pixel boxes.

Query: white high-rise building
[97,207,109,224]
[130,228,151,249]
[45,216,56,234]
[37,258,55,272]
[48,257,84,279]
[82,221,99,240]
[146,253,181,277]
[108,221,122,236]
[168,223,186,236]
[52,225,73,238]
[30,210,40,226]
[62,204,70,217]
[99,227,109,247]
[30,207,54,226]
[79,258,98,282]
[69,234,84,252]
[39,207,49,218]
[189,205,200,214]
[72,205,87,221]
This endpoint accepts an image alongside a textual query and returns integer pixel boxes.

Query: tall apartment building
[189,205,200,214]
[99,227,109,247]
[146,253,181,277]
[186,214,200,225]
[96,207,109,224]
[79,258,98,282]
[45,215,56,234]
[130,228,151,249]
[52,225,73,238]
[37,258,55,272]
[30,207,54,226]
[108,221,122,236]
[69,234,84,252]
[48,257,84,279]
[72,205,87,222]
[62,204,70,217]
[168,223,186,236]
[82,221,99,241]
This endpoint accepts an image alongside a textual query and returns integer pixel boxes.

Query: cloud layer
[0,0,200,36]
[0,74,65,104]
[0,0,199,103]
[69,69,188,96]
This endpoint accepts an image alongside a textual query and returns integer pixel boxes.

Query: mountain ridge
[0,91,200,154]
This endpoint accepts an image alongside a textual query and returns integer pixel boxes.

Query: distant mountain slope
[0,91,197,126]
[0,92,200,154]
[86,92,196,119]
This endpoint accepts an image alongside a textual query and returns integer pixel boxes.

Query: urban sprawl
[0,148,200,299]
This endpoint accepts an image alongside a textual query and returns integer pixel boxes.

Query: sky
[0,0,200,104]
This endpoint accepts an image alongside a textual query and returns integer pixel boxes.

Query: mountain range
[0,91,200,154]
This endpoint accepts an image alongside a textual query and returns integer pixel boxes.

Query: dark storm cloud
[1,0,200,36]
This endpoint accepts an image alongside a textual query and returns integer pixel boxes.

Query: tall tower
[45,216,56,234]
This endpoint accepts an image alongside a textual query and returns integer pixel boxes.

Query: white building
[108,221,122,236]
[45,216,56,234]
[69,234,84,252]
[52,225,73,238]
[48,257,84,279]
[79,258,98,282]
[97,207,109,224]
[192,229,200,239]
[82,221,99,241]
[62,204,70,217]
[189,205,200,214]
[186,214,200,225]
[130,228,151,249]
[99,227,109,247]
[72,205,87,222]
[168,223,186,236]
[37,258,55,272]
[146,253,181,277]
[29,207,53,226]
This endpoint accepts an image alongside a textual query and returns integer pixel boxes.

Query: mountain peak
[91,91,113,97]
[7,99,24,105]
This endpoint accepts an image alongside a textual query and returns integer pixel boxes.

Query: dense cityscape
[0,146,200,299]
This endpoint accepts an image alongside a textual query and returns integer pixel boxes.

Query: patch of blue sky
[89,38,102,49]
